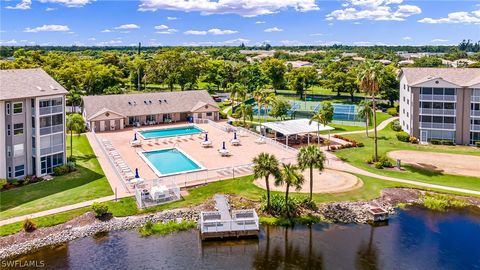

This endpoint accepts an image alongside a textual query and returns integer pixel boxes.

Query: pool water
[139,125,203,139]
[141,148,202,176]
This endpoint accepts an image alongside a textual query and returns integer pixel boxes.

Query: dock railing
[199,209,259,233]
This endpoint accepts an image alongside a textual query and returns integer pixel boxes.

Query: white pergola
[262,119,334,146]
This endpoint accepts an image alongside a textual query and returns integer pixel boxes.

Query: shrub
[357,142,364,147]
[66,162,77,172]
[379,156,393,168]
[92,202,109,218]
[23,218,37,232]
[374,162,384,169]
[409,136,418,144]
[390,121,402,132]
[476,141,480,148]
[440,140,455,146]
[67,156,76,163]
[219,111,228,119]
[260,194,300,217]
[0,178,7,190]
[330,146,337,151]
[421,193,470,211]
[396,131,410,142]
[53,165,70,176]
[22,176,32,185]
[386,107,398,116]
[430,139,441,145]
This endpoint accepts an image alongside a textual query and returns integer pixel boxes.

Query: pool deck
[94,121,297,188]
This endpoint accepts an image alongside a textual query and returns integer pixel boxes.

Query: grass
[0,135,113,221]
[325,112,392,134]
[138,220,197,236]
[421,193,471,211]
[259,215,324,226]
[334,128,480,191]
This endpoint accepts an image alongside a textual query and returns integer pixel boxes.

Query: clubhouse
[82,90,220,132]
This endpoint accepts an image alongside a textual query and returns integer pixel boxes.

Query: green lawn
[325,112,392,134]
[0,135,113,221]
[3,172,477,236]
[334,128,480,191]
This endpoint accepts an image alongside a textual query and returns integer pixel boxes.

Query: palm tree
[236,103,253,127]
[227,82,246,114]
[358,99,373,137]
[297,145,326,201]
[252,87,267,123]
[253,153,280,212]
[66,86,85,113]
[66,113,85,160]
[264,92,276,122]
[276,163,305,218]
[357,61,386,161]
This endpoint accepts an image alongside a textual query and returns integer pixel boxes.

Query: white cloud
[96,40,123,46]
[88,37,96,41]
[101,29,112,33]
[154,24,169,30]
[5,0,31,10]
[154,24,178,34]
[39,0,93,7]
[402,36,411,40]
[327,0,421,21]
[0,40,18,45]
[24,24,70,33]
[221,38,250,44]
[309,33,323,36]
[430,38,449,43]
[419,9,480,24]
[166,16,177,20]
[255,21,266,24]
[45,7,57,11]
[354,41,372,46]
[182,38,250,46]
[279,40,304,46]
[264,27,283,32]
[184,28,237,35]
[114,24,140,30]
[138,0,319,17]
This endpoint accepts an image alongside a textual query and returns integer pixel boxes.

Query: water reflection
[7,206,480,270]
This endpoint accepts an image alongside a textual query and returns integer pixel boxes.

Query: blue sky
[1,0,479,46]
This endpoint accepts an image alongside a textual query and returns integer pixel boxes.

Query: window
[39,100,51,108]
[6,103,10,115]
[407,124,409,129]
[51,98,62,106]
[13,123,24,135]
[8,167,12,178]
[403,96,405,102]
[206,112,213,117]
[31,99,35,108]
[13,143,24,157]
[421,88,432,95]
[13,102,23,114]
[7,124,11,136]
[52,153,63,167]
[407,112,409,117]
[32,117,35,128]
[444,88,455,95]
[52,114,62,126]
[407,99,409,105]
[7,146,11,157]
[14,165,25,177]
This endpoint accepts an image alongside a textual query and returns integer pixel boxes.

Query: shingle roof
[82,90,219,119]
[400,68,480,87]
[0,68,68,101]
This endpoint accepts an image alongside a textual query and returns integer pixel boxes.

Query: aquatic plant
[421,193,470,211]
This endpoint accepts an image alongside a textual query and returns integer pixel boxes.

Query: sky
[0,0,479,47]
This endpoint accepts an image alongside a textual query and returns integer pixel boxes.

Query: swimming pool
[140,148,205,176]
[139,125,203,139]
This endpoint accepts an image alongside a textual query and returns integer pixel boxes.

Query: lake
[8,206,480,269]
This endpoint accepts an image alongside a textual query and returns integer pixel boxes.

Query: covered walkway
[262,118,334,146]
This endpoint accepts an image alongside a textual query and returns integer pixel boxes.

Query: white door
[420,130,428,144]
[110,120,115,130]
[100,121,105,132]
[120,119,124,129]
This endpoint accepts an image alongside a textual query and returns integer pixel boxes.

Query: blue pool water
[139,126,203,139]
[142,148,202,175]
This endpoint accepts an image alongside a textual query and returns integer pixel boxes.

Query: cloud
[182,38,250,46]
[222,38,250,44]
[353,41,372,46]
[45,7,57,11]
[138,0,319,17]
[184,28,238,35]
[402,36,411,40]
[96,40,123,46]
[166,16,177,20]
[24,24,70,33]
[101,29,112,33]
[5,0,31,10]
[419,9,480,24]
[154,24,169,30]
[279,40,304,46]
[255,21,266,24]
[0,40,18,45]
[327,0,421,21]
[264,27,283,32]
[430,38,449,43]
[114,24,140,30]
[39,0,93,7]
[309,33,323,36]
[88,37,96,41]
[154,24,177,34]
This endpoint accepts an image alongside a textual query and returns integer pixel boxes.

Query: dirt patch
[388,150,480,177]
[254,169,363,193]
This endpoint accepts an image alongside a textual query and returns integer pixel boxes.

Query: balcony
[39,124,64,135]
[471,124,480,131]
[471,110,480,117]
[471,96,480,103]
[420,122,455,130]
[419,108,456,116]
[39,105,63,116]
[419,94,456,102]
[40,144,64,156]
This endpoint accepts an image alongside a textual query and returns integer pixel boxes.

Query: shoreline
[1,187,479,260]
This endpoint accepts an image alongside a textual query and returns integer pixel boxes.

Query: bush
[476,141,480,148]
[409,136,418,144]
[430,139,440,145]
[92,202,109,218]
[23,218,37,232]
[386,107,398,116]
[390,121,402,132]
[66,162,77,172]
[379,156,393,168]
[260,194,300,217]
[357,142,364,147]
[219,111,228,119]
[441,140,455,146]
[421,193,470,211]
[374,162,384,169]
[0,178,7,189]
[396,131,410,142]
[53,165,70,176]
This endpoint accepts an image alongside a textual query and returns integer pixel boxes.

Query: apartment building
[0,68,68,180]
[398,68,480,145]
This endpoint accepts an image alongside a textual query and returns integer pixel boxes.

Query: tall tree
[66,113,85,160]
[261,58,287,93]
[357,60,386,162]
[66,86,85,113]
[269,97,291,120]
[252,87,268,123]
[275,163,305,218]
[380,65,399,107]
[358,100,373,137]
[297,145,326,201]
[253,153,280,213]
[309,101,334,148]
[286,67,318,99]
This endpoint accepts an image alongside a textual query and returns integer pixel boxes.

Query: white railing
[471,124,480,131]
[471,96,480,103]
[39,105,63,115]
[420,108,456,116]
[200,209,259,233]
[39,124,63,135]
[471,110,480,117]
[420,122,455,130]
[39,144,64,156]
[419,94,456,102]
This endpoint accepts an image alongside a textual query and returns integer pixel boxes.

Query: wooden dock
[199,194,260,240]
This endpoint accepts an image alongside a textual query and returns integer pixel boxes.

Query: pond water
[9,206,480,270]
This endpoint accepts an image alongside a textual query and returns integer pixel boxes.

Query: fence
[135,179,181,208]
